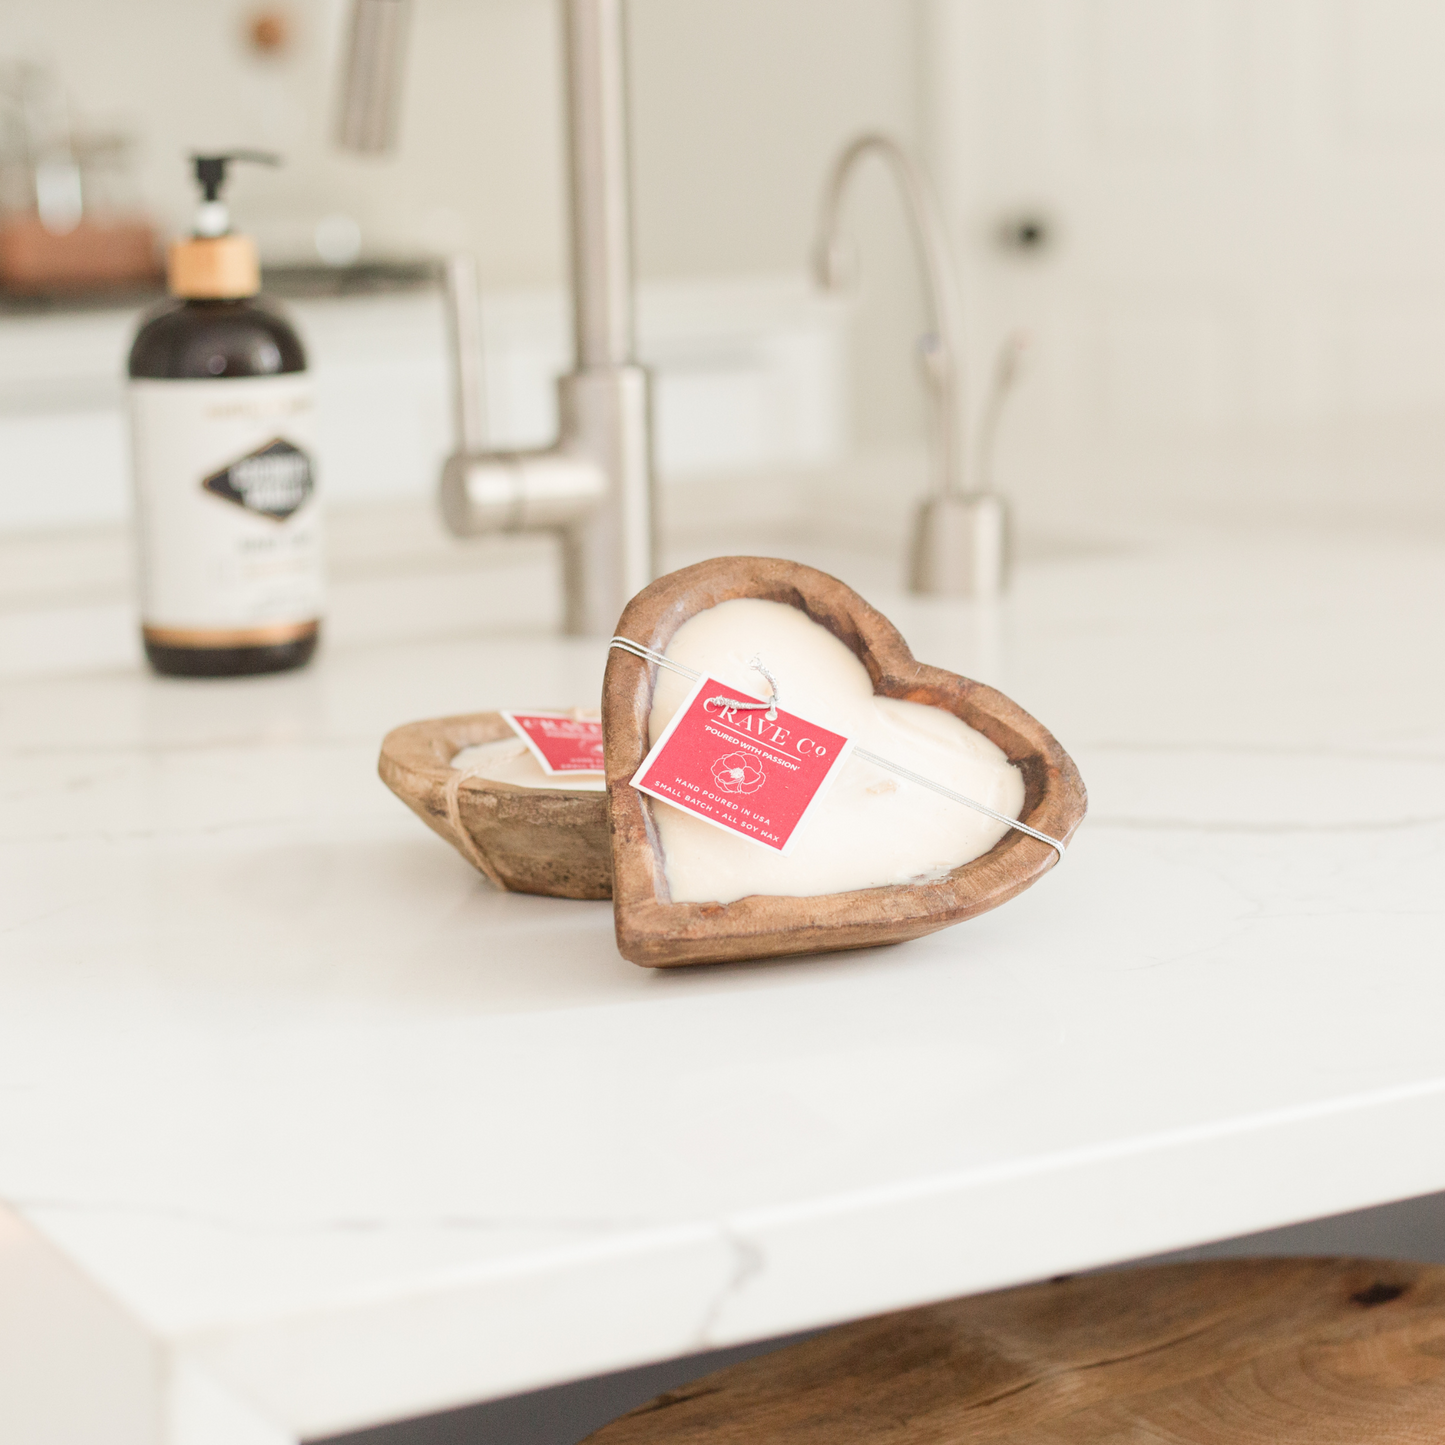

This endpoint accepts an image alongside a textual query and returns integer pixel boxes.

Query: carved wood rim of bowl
[377,711,611,900]
[602,556,1088,967]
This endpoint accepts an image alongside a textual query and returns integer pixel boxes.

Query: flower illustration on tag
[712,751,765,794]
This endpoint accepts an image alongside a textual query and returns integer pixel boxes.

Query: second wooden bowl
[378,711,611,900]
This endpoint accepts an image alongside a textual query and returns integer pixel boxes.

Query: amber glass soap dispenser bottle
[128,152,322,677]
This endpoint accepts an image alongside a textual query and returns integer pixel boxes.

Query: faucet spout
[812,133,1009,599]
[813,133,967,503]
[443,0,653,635]
[338,0,655,636]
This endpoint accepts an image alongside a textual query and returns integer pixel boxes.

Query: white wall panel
[1339,0,1445,142]
[1098,300,1236,432]
[925,0,1445,523]
[1092,0,1239,154]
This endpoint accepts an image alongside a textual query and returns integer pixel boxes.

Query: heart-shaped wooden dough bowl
[603,557,1087,967]
[378,712,611,900]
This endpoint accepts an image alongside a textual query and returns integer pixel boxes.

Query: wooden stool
[584,1258,1445,1443]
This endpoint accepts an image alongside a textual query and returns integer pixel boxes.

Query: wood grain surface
[378,712,611,899]
[602,556,1087,967]
[583,1258,1445,1444]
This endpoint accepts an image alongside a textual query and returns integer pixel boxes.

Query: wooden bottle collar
[167,234,260,299]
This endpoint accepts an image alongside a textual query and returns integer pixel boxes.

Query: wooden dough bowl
[378,712,611,900]
[603,556,1087,967]
[583,1258,1445,1445]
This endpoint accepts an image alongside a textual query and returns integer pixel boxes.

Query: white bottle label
[128,375,324,641]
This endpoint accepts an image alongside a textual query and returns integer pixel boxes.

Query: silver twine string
[608,636,1066,861]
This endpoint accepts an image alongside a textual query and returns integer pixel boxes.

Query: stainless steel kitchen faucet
[337,0,654,635]
[813,134,1008,599]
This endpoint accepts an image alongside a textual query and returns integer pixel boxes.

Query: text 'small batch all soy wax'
[127,152,322,678]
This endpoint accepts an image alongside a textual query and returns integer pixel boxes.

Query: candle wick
[701,655,782,721]
[749,655,781,721]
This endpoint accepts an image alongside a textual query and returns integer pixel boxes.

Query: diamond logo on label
[501,711,606,774]
[631,676,852,853]
[202,438,314,520]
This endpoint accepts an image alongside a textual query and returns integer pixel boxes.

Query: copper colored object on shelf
[0,214,160,294]
[603,556,1086,968]
[247,9,292,55]
[378,711,611,900]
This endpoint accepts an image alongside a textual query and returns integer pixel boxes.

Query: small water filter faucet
[335,0,654,636]
[813,134,1009,599]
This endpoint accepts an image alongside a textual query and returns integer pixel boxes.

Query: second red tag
[501,711,606,774]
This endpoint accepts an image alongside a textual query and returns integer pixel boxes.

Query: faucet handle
[336,0,411,153]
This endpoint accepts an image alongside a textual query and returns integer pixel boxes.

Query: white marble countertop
[2,518,1444,1444]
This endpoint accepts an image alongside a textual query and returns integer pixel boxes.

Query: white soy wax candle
[451,738,606,791]
[647,598,1024,903]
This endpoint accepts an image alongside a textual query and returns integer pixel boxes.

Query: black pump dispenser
[185,151,279,245]
[191,151,279,205]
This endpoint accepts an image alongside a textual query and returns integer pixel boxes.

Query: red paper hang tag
[501,711,606,774]
[630,676,853,853]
